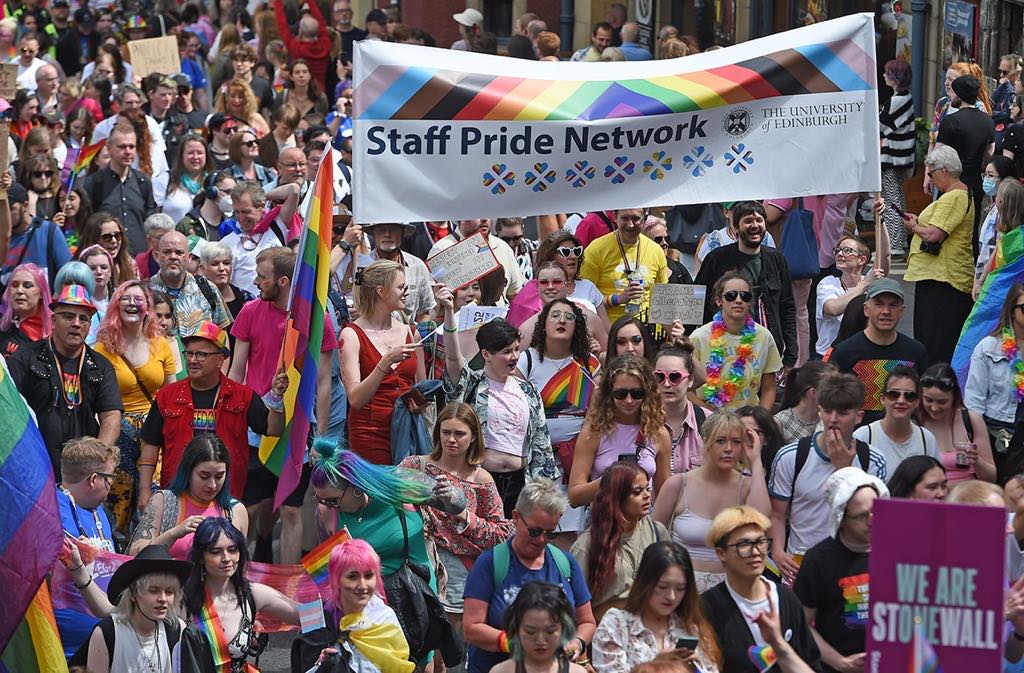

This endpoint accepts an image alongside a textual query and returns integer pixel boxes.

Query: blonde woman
[214,78,270,136]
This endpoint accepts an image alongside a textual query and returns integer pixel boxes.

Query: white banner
[353,14,880,223]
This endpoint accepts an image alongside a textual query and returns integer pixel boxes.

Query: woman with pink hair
[0,263,52,357]
[94,280,177,535]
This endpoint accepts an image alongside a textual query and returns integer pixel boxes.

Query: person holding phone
[568,354,670,508]
[592,541,722,673]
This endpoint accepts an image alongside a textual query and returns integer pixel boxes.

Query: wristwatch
[337,240,352,252]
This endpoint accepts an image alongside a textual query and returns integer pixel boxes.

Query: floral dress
[592,609,720,673]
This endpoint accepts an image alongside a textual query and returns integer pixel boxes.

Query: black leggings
[491,468,526,519]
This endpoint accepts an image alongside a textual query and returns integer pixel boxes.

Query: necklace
[49,338,86,409]
[703,312,757,407]
[130,619,162,673]
[1002,327,1024,402]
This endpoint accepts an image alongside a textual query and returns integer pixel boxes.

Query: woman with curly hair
[94,280,176,533]
[164,135,214,224]
[568,354,670,507]
[517,262,606,351]
[77,212,138,288]
[276,58,329,119]
[215,78,270,136]
[570,461,668,621]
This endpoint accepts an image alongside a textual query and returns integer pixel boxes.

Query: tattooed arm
[128,491,184,555]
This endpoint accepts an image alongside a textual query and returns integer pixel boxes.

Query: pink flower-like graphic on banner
[642,151,673,181]
[604,156,635,184]
[524,162,557,192]
[682,146,714,178]
[482,164,515,195]
[724,144,754,174]
[565,161,596,188]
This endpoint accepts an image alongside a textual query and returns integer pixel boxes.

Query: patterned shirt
[592,609,720,673]
[774,408,823,444]
[148,272,230,337]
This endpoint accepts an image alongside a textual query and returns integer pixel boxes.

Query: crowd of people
[3,1,1024,672]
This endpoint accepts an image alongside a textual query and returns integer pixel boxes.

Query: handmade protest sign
[458,305,508,331]
[867,498,1005,672]
[352,14,880,223]
[426,232,500,290]
[127,36,181,79]
[0,64,17,100]
[648,284,706,325]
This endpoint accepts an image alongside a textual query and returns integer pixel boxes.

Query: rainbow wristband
[497,631,510,653]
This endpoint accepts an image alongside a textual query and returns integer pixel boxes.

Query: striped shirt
[880,90,915,170]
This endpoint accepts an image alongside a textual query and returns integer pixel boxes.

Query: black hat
[951,75,980,105]
[7,182,29,205]
[172,73,192,91]
[106,545,193,604]
[206,111,238,131]
[52,0,69,8]
[73,8,94,26]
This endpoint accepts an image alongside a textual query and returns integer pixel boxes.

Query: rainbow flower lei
[1002,327,1024,402]
[703,311,757,407]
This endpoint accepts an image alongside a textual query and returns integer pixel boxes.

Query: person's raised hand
[753,587,785,650]
[620,281,644,302]
[669,319,684,342]
[342,222,362,248]
[175,515,205,539]
[434,284,454,313]
[0,171,12,190]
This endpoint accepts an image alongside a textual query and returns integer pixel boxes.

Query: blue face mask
[983,175,998,196]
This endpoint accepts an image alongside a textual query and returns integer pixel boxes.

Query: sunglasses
[612,387,645,400]
[921,375,955,391]
[722,290,753,303]
[537,278,565,288]
[882,389,919,402]
[500,235,523,246]
[616,335,644,346]
[100,231,123,242]
[32,170,54,178]
[556,245,583,259]
[525,526,561,540]
[650,235,669,244]
[654,369,689,385]
[242,139,258,148]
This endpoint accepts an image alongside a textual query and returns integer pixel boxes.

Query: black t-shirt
[1004,122,1024,177]
[936,107,995,185]
[182,107,210,131]
[139,383,270,445]
[339,26,367,56]
[835,294,867,345]
[793,536,869,672]
[248,76,275,113]
[829,331,928,423]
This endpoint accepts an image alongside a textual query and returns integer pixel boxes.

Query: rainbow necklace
[703,312,757,407]
[1001,327,1024,402]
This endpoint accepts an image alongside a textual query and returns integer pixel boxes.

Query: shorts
[438,547,469,613]
[242,451,311,508]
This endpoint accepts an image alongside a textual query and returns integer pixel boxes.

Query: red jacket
[274,0,331,85]
[155,373,255,500]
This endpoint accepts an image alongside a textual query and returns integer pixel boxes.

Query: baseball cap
[73,8,94,26]
[453,8,484,27]
[52,0,70,8]
[207,112,238,132]
[6,182,28,205]
[184,321,230,355]
[365,8,387,25]
[864,277,904,301]
[172,73,192,91]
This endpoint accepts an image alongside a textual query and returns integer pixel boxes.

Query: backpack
[194,275,220,315]
[493,540,571,587]
[792,435,871,488]
[665,203,726,253]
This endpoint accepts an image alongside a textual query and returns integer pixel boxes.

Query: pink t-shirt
[230,299,339,395]
[484,377,530,456]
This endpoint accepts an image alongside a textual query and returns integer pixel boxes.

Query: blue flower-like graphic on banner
[642,151,673,181]
[682,146,714,178]
[482,164,515,195]
[724,144,754,174]
[524,162,557,192]
[604,156,635,184]
[565,161,596,188]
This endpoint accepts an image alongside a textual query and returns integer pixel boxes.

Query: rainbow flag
[301,527,351,594]
[539,355,599,411]
[60,140,105,192]
[747,644,776,672]
[258,146,334,509]
[0,584,68,673]
[0,359,63,653]
[909,623,942,673]
[952,225,1024,389]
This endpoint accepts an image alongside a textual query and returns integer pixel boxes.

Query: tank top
[592,423,658,481]
[670,473,746,563]
[111,616,172,673]
[169,494,228,560]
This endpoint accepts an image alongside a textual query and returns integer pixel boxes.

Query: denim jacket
[965,335,1016,424]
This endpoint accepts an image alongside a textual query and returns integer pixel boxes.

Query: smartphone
[676,636,699,651]
[617,452,638,463]
[888,201,908,219]
[402,388,428,408]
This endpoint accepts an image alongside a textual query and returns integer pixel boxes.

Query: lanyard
[50,339,86,409]
[59,484,110,549]
[615,231,642,276]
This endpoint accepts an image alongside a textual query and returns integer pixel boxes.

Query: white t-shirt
[569,279,603,315]
[484,376,530,457]
[814,275,845,355]
[725,577,779,646]
[768,434,887,553]
[517,348,585,444]
[853,421,939,477]
[222,219,288,294]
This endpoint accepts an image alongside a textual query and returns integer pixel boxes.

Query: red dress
[345,323,417,464]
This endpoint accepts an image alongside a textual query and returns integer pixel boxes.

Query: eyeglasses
[630,484,652,496]
[722,290,753,303]
[882,389,919,402]
[833,246,863,257]
[612,387,645,400]
[537,278,565,288]
[93,471,116,484]
[616,335,643,346]
[926,168,945,179]
[221,126,239,135]
[32,170,54,178]
[556,245,583,259]
[242,139,258,148]
[547,310,576,322]
[524,525,561,540]
[100,231,123,242]
[920,375,955,391]
[55,311,92,324]
[721,536,771,558]
[119,296,145,305]
[20,47,35,54]
[654,369,689,385]
[183,349,220,361]
[650,235,669,244]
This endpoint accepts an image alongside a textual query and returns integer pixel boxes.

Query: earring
[201,566,206,581]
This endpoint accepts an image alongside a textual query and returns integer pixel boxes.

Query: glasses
[547,310,576,322]
[833,246,863,257]
[55,311,91,324]
[537,278,565,288]
[221,126,239,135]
[242,139,258,148]
[20,47,35,54]
[500,235,523,246]
[654,369,689,385]
[722,536,772,558]
[556,245,583,259]
[32,170,54,178]
[100,231,123,242]
[184,349,219,361]
[616,335,643,346]
[612,387,645,400]
[651,235,669,244]
[525,525,561,540]
[882,389,919,402]
[722,290,753,303]
[119,296,145,305]
[920,375,955,391]
[93,471,116,485]
[630,484,652,496]
[926,168,945,179]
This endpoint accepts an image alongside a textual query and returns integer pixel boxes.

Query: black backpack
[665,203,726,253]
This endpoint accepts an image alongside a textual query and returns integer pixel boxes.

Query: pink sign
[867,499,1006,672]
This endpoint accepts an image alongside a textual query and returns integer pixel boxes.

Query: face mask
[218,196,233,214]
[983,175,998,197]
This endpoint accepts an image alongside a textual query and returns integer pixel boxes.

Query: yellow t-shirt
[95,338,176,414]
[904,188,975,295]
[690,321,782,409]
[580,232,669,321]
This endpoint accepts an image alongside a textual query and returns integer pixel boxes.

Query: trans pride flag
[0,358,64,657]
[258,149,334,509]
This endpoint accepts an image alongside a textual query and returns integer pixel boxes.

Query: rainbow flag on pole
[258,150,334,509]
[301,527,351,594]
[60,139,105,192]
[0,359,64,654]
[0,584,68,673]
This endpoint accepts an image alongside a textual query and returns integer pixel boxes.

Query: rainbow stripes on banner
[0,359,63,653]
[539,356,599,411]
[301,527,351,594]
[352,14,880,224]
[952,225,1024,388]
[0,584,68,673]
[258,150,334,510]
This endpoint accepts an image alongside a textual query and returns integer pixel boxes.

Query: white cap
[453,8,483,27]
[823,467,889,538]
